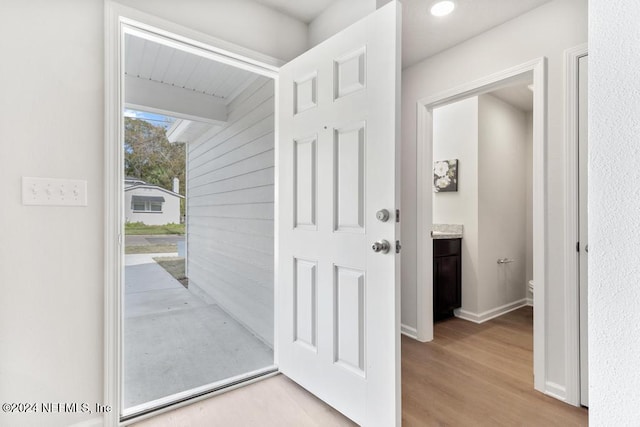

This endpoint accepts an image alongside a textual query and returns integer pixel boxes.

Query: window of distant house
[132,201,163,213]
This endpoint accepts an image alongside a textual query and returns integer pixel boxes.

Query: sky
[124,109,176,129]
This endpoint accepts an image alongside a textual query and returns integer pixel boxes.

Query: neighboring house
[124,177,183,225]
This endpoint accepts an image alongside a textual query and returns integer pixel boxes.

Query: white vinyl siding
[187,78,274,347]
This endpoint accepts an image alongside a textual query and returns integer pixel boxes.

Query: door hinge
[396,209,400,223]
[576,241,580,252]
[396,240,402,254]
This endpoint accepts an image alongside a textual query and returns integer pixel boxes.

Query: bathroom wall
[525,112,534,303]
[477,94,528,314]
[432,97,479,314]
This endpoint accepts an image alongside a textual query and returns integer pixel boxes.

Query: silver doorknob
[372,240,391,254]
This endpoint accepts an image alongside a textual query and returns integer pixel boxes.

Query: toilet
[528,280,534,294]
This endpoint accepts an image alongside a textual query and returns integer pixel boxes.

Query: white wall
[432,97,479,314]
[187,78,275,347]
[0,1,305,426]
[308,0,376,47]
[590,0,640,422]
[401,0,587,396]
[0,2,104,426]
[477,94,527,313]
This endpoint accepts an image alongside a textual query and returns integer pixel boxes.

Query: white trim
[273,71,281,369]
[563,43,588,407]
[112,3,283,71]
[105,2,281,424]
[401,323,418,339]
[122,366,278,421]
[124,75,229,124]
[545,381,568,402]
[104,3,124,426]
[415,57,548,393]
[526,297,534,306]
[453,299,528,324]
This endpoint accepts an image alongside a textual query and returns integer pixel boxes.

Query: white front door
[277,2,401,425]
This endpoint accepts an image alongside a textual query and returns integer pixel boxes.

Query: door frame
[414,58,548,392]
[563,43,588,406]
[104,2,281,424]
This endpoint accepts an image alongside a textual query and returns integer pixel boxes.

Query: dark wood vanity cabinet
[433,238,462,321]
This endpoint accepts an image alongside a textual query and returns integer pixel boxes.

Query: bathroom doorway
[430,79,534,326]
[415,59,548,393]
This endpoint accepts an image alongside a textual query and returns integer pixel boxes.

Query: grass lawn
[125,222,185,235]
[125,244,177,254]
[153,256,188,288]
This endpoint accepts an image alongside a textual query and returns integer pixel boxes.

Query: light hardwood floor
[132,375,355,427]
[402,307,588,426]
[133,307,587,426]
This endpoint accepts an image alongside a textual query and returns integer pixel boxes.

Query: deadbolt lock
[376,209,390,222]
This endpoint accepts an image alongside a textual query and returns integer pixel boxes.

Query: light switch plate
[22,177,87,206]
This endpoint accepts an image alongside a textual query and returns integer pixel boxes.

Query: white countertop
[431,224,463,239]
[431,231,463,239]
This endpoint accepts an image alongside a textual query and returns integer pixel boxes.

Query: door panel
[277,2,401,425]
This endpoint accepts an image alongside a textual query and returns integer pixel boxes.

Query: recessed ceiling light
[430,1,455,17]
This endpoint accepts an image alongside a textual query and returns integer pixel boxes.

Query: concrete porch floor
[124,253,274,409]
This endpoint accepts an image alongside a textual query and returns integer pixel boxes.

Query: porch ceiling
[125,34,262,102]
[125,33,269,143]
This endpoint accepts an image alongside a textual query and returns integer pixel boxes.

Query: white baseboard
[526,297,533,306]
[401,323,418,339]
[545,381,568,401]
[454,299,528,324]
[69,417,103,427]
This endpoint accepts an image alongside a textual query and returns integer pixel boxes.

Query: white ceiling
[489,83,534,112]
[252,0,337,23]
[401,0,552,67]
[255,0,552,68]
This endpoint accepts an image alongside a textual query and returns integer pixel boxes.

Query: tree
[124,117,186,216]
